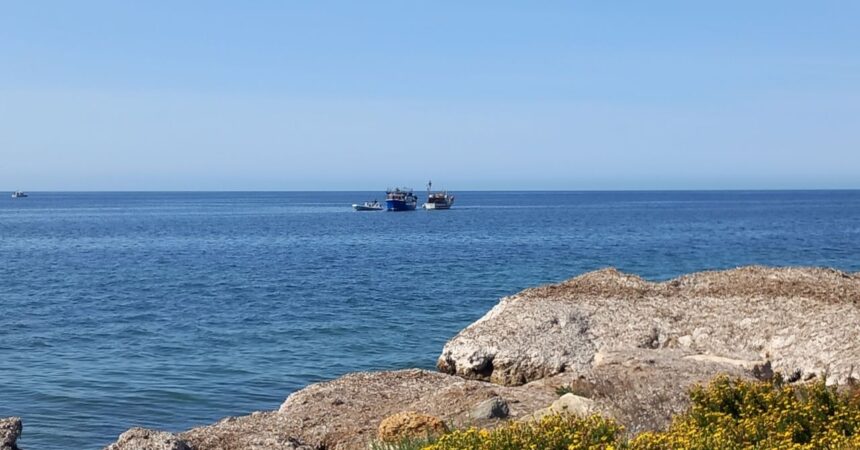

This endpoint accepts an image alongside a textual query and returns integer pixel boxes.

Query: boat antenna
[427,180,432,192]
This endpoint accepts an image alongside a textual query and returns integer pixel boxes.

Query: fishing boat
[11,191,27,198]
[352,200,383,211]
[385,187,418,211]
[422,181,454,210]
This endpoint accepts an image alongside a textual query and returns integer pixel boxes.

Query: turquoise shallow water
[2,191,859,449]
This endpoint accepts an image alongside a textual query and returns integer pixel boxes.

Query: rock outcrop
[96,266,859,449]
[526,348,752,433]
[160,350,755,448]
[0,418,21,450]
[104,428,190,450]
[179,369,556,450]
[109,352,761,449]
[438,266,860,386]
[177,413,317,450]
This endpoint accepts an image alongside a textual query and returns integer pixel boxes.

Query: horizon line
[7,188,860,193]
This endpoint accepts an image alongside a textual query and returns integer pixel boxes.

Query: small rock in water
[1,417,22,450]
[470,396,510,420]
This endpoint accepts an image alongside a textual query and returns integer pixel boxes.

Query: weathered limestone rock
[103,427,190,450]
[162,353,751,448]
[552,393,595,416]
[179,369,555,450]
[525,393,596,421]
[526,348,753,433]
[377,411,448,442]
[179,413,316,450]
[438,267,860,386]
[0,418,21,450]
[470,397,510,420]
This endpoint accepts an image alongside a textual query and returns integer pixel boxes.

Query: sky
[1,1,858,190]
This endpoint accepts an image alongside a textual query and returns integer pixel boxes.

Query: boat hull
[422,202,451,210]
[386,199,417,211]
[353,204,383,211]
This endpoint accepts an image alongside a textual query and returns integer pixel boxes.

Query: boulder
[470,397,509,420]
[377,411,448,442]
[103,428,190,450]
[0,418,21,450]
[438,267,860,386]
[525,393,596,421]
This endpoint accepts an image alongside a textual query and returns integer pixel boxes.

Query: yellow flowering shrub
[423,414,623,450]
[415,376,860,450]
[630,376,860,449]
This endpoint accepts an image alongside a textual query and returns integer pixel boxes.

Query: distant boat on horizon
[11,191,27,198]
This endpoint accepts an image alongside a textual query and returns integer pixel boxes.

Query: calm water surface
[2,191,859,449]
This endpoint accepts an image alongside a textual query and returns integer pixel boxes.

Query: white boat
[11,191,27,198]
[352,201,383,211]
[421,181,454,210]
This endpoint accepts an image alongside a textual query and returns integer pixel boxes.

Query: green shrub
[555,385,576,397]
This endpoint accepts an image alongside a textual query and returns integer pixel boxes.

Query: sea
[2,191,859,449]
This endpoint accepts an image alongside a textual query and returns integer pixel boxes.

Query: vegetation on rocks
[425,414,620,450]
[380,376,860,450]
[630,376,860,449]
[371,437,437,450]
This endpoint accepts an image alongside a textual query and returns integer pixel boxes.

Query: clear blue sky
[1,1,858,190]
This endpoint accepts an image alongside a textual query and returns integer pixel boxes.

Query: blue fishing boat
[385,187,418,211]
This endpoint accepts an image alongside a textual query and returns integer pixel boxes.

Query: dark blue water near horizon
[2,191,859,449]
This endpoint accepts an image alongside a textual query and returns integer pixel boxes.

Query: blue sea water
[1,191,859,449]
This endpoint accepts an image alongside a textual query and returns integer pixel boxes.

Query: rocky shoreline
[5,266,859,450]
